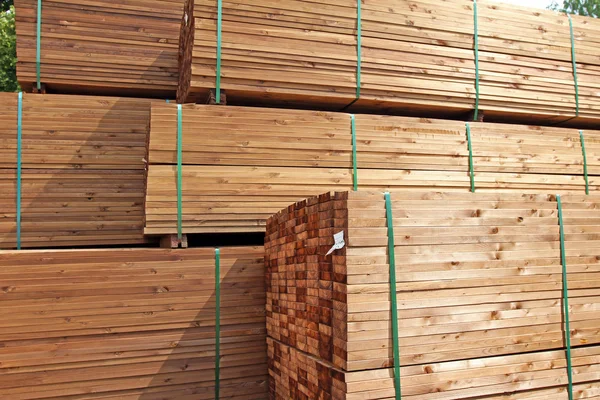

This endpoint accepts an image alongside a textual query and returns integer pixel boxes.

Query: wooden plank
[268,337,600,400]
[14,0,184,97]
[145,103,598,235]
[0,92,153,248]
[265,191,600,398]
[0,246,268,400]
[178,0,600,126]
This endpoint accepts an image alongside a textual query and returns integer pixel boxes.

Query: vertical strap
[36,0,42,90]
[351,114,358,191]
[556,195,574,400]
[215,0,223,104]
[355,0,362,99]
[384,192,401,399]
[16,92,23,250]
[579,130,589,195]
[472,0,480,121]
[214,248,221,399]
[177,104,183,240]
[466,122,475,192]
[568,15,580,117]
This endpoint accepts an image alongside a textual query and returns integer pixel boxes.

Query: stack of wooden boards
[0,246,268,399]
[178,0,600,126]
[144,103,600,236]
[14,0,184,97]
[0,92,151,248]
[265,190,600,399]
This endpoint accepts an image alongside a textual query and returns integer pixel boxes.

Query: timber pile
[268,338,600,399]
[265,191,600,398]
[178,0,600,126]
[0,92,150,248]
[14,0,183,97]
[0,246,268,400]
[144,103,599,235]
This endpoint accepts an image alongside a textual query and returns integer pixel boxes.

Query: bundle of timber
[144,103,599,236]
[0,246,267,400]
[268,338,600,399]
[265,191,600,398]
[0,92,151,248]
[14,0,184,97]
[178,0,600,126]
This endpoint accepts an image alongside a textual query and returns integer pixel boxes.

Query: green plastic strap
[215,248,221,399]
[215,0,222,104]
[556,195,574,400]
[568,15,580,117]
[16,92,23,250]
[384,192,401,399]
[472,0,480,121]
[177,104,183,240]
[580,130,589,195]
[36,0,42,90]
[466,122,475,192]
[351,114,358,191]
[356,0,361,99]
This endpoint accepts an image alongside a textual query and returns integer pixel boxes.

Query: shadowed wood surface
[0,92,152,248]
[0,247,267,400]
[14,0,183,97]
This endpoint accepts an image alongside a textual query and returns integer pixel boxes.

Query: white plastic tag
[326,231,345,256]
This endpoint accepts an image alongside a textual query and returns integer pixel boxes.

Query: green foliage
[0,1,13,13]
[0,5,19,92]
[549,0,600,17]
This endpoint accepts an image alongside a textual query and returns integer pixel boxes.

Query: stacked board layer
[180,0,600,126]
[0,246,267,399]
[268,338,600,400]
[0,92,151,248]
[144,103,599,235]
[14,0,184,97]
[265,190,600,399]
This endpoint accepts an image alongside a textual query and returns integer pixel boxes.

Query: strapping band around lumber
[36,0,42,90]
[16,92,23,250]
[355,0,362,99]
[557,195,574,400]
[351,114,358,191]
[568,15,580,117]
[580,130,589,195]
[384,192,401,399]
[466,122,475,192]
[472,0,480,121]
[177,104,183,240]
[215,0,223,104]
[215,247,221,399]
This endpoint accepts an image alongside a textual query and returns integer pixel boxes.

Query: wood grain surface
[0,92,152,248]
[178,0,600,127]
[265,191,600,398]
[145,103,599,236]
[0,246,267,400]
[14,0,184,97]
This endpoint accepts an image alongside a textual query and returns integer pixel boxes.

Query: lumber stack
[0,92,151,248]
[178,0,600,126]
[0,246,268,400]
[144,103,599,236]
[268,338,600,399]
[14,0,184,97]
[265,190,600,398]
